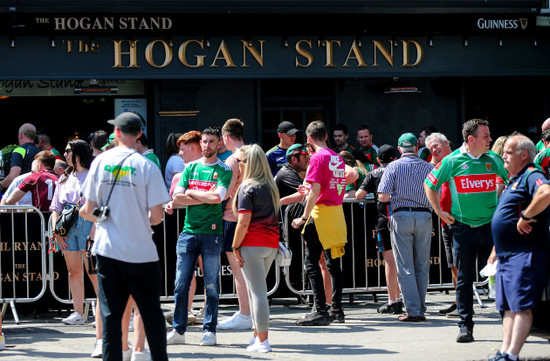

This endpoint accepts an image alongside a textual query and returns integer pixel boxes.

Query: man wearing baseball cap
[266,121,299,176]
[378,133,434,322]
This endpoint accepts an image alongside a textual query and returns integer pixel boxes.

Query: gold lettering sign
[145,40,173,68]
[178,40,206,68]
[112,40,140,68]
[62,38,424,70]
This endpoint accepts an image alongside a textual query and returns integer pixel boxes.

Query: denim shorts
[62,203,93,252]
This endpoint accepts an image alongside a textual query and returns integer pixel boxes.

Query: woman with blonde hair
[232,144,280,353]
[491,135,507,156]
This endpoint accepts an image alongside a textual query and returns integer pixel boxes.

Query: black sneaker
[328,309,345,323]
[296,311,330,326]
[439,303,457,315]
[456,329,474,343]
[377,302,395,314]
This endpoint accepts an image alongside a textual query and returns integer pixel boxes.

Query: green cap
[286,143,308,159]
[398,133,418,148]
[101,133,115,151]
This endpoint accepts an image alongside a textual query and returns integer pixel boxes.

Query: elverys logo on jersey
[104,164,137,180]
[454,174,496,193]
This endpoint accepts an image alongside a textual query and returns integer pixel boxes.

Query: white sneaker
[131,349,152,361]
[187,311,197,325]
[249,336,257,346]
[128,313,134,332]
[0,333,6,351]
[91,338,103,358]
[122,347,132,361]
[199,331,216,346]
[246,338,271,353]
[62,311,85,325]
[166,329,185,345]
[218,311,252,330]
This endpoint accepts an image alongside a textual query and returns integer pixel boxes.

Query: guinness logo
[520,18,528,30]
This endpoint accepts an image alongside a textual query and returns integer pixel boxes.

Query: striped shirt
[378,153,434,210]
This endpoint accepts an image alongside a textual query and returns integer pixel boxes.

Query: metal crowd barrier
[157,208,281,303]
[281,198,488,306]
[1,200,490,321]
[0,205,48,324]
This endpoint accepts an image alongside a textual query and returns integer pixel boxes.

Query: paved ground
[1,291,549,361]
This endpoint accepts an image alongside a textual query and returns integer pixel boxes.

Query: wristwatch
[520,211,533,221]
[232,246,241,251]
[301,216,308,222]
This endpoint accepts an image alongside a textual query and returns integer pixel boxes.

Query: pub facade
[0,0,549,165]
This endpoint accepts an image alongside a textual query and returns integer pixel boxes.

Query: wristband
[301,217,308,221]
[232,246,241,251]
[520,211,533,221]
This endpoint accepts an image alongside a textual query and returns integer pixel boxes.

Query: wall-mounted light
[91,37,97,47]
[463,37,469,47]
[498,38,503,47]
[534,39,538,47]
[319,36,326,47]
[168,38,173,47]
[391,36,398,47]
[356,36,362,47]
[205,37,211,48]
[428,36,434,47]
[283,37,289,48]
[247,39,253,47]
[10,36,15,48]
[50,37,56,48]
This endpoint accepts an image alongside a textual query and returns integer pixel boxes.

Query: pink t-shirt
[305,148,346,206]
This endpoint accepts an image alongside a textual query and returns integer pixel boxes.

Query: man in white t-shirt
[80,112,170,361]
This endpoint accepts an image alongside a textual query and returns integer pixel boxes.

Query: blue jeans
[173,232,222,334]
[390,211,432,317]
[452,221,493,332]
[96,255,167,361]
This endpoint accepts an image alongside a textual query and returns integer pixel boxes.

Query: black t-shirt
[274,164,303,198]
[10,142,40,174]
[274,163,305,222]
[359,165,390,230]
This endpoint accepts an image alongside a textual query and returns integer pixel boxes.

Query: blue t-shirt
[491,164,550,257]
[266,145,287,176]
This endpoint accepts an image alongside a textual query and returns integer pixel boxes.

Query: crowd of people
[0,115,549,361]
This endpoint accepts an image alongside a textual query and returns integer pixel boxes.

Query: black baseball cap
[112,112,142,134]
[277,121,299,135]
[377,144,398,163]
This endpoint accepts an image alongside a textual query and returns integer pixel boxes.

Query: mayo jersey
[178,160,232,235]
[425,147,508,226]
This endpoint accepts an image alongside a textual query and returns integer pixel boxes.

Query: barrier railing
[0,205,48,324]
[1,200,490,321]
[281,198,488,305]
[157,208,281,303]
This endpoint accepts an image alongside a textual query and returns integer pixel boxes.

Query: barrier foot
[9,300,21,324]
[84,302,91,323]
[473,284,486,308]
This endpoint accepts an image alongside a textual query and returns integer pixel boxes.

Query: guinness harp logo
[520,18,528,30]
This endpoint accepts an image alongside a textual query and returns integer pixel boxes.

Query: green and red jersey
[177,160,232,235]
[425,146,508,227]
[534,147,550,178]
[359,145,380,167]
